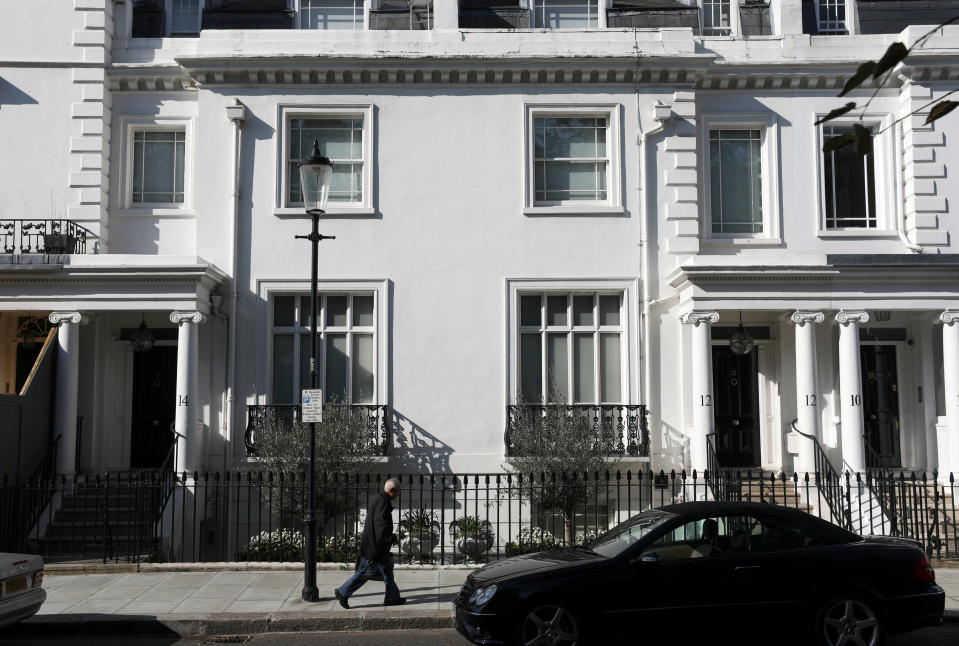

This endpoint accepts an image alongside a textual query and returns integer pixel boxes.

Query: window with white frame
[130,129,185,205]
[287,116,365,206]
[815,0,848,34]
[270,293,376,404]
[170,0,202,35]
[533,115,609,203]
[822,124,876,229]
[518,292,624,404]
[532,0,598,28]
[300,0,364,29]
[708,129,763,234]
[700,0,732,36]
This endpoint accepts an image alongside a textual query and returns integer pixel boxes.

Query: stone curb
[44,562,478,576]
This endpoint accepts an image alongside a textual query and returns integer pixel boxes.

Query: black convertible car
[453,501,944,646]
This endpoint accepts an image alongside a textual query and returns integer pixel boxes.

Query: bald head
[384,478,400,498]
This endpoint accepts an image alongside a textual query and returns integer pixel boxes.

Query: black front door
[130,347,177,469]
[861,344,901,468]
[712,346,760,468]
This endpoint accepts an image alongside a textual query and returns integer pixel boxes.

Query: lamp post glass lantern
[296,139,334,603]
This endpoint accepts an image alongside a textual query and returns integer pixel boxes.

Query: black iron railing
[0,219,94,254]
[705,433,733,502]
[505,404,649,458]
[790,420,852,530]
[245,404,391,456]
[864,439,900,534]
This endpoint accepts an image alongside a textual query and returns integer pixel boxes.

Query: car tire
[814,594,885,646]
[515,603,582,646]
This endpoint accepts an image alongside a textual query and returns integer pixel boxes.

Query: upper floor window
[534,116,608,203]
[301,0,364,29]
[815,0,847,34]
[532,0,599,29]
[708,129,763,234]
[700,0,732,36]
[171,0,202,35]
[288,116,364,205]
[821,125,876,229]
[131,129,186,205]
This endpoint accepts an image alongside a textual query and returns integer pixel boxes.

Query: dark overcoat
[359,491,395,563]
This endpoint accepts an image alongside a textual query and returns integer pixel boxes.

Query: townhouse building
[1,0,958,500]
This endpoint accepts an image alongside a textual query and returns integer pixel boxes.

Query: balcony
[505,404,649,458]
[245,404,391,457]
[1,220,95,255]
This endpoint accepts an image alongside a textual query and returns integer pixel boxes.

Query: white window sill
[114,208,195,218]
[817,229,899,239]
[274,207,376,218]
[524,206,626,217]
[702,236,784,247]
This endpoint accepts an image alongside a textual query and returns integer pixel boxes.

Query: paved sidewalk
[7,564,959,637]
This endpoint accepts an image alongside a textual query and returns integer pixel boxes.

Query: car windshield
[586,509,678,558]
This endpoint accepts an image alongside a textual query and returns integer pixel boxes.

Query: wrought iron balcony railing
[505,404,649,458]
[0,219,94,254]
[245,404,391,457]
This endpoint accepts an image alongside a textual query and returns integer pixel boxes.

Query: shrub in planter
[235,528,304,562]
[320,533,360,563]
[504,527,557,557]
[398,508,440,560]
[449,515,494,561]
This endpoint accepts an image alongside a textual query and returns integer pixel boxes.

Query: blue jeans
[337,556,401,603]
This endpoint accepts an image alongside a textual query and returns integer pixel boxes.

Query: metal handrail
[0,219,94,254]
[791,420,852,530]
[505,404,649,458]
[704,432,730,502]
[863,440,901,535]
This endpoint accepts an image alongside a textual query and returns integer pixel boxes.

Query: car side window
[751,515,819,552]
[642,515,756,561]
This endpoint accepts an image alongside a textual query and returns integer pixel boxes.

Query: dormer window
[700,0,732,36]
[170,0,202,35]
[531,0,599,29]
[301,0,365,29]
[815,0,848,34]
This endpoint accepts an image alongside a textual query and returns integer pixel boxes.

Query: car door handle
[734,566,760,571]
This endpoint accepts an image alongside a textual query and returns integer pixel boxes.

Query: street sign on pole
[301,389,323,422]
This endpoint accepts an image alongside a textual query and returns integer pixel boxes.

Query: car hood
[471,548,604,584]
[0,553,43,580]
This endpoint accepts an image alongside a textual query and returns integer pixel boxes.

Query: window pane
[710,130,762,234]
[521,334,542,402]
[274,296,296,327]
[534,115,607,202]
[133,131,185,204]
[300,296,315,329]
[547,334,569,402]
[600,333,621,403]
[272,334,295,403]
[573,295,593,327]
[171,0,201,33]
[353,295,374,327]
[702,0,731,35]
[823,125,876,229]
[326,334,349,402]
[533,0,597,28]
[326,295,348,327]
[599,295,620,326]
[289,118,363,204]
[521,295,542,327]
[352,334,375,403]
[302,0,363,30]
[299,333,313,391]
[573,333,594,403]
[547,295,568,327]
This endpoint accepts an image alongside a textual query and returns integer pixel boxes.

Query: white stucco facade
[2,0,958,479]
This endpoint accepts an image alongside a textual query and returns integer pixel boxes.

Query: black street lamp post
[296,139,335,602]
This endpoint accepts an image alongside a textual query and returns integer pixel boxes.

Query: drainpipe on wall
[893,119,923,254]
[638,100,672,413]
[225,100,247,468]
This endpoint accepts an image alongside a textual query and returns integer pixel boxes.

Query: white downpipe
[894,121,923,254]
[225,101,246,468]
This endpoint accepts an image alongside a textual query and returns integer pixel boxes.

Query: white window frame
[530,0,605,29]
[814,0,850,35]
[701,113,781,246]
[297,0,369,30]
[166,0,205,36]
[117,116,195,215]
[524,103,623,216]
[699,0,739,37]
[507,278,639,407]
[813,113,895,237]
[275,104,375,216]
[258,279,390,407]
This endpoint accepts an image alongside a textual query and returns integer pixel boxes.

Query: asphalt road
[1,626,958,646]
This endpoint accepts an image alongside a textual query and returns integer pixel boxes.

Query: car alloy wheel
[520,604,579,646]
[819,597,883,646]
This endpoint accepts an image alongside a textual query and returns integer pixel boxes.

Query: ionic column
[170,311,207,474]
[49,311,89,475]
[791,311,825,474]
[680,311,719,473]
[835,311,869,474]
[940,311,959,477]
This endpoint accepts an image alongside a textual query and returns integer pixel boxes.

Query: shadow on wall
[0,78,38,110]
[389,408,453,474]
[656,421,689,475]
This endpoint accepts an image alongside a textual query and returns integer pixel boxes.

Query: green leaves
[815,102,857,126]
[873,42,909,79]
[840,61,875,97]
[924,100,959,125]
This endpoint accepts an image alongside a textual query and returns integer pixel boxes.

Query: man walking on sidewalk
[335,477,406,608]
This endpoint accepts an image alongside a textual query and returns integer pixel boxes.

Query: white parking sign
[301,389,323,422]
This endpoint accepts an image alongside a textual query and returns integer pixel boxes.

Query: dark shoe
[383,597,407,606]
[334,589,349,609]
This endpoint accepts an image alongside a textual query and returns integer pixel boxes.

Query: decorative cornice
[835,311,869,326]
[170,311,208,325]
[940,311,959,325]
[49,311,89,325]
[679,311,719,326]
[791,311,825,326]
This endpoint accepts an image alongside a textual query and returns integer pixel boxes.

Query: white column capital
[170,311,208,326]
[790,311,825,326]
[939,311,959,326]
[679,310,719,326]
[835,311,869,326]
[49,311,89,326]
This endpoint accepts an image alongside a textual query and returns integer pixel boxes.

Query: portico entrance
[129,346,177,469]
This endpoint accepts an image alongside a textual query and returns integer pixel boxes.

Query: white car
[0,553,46,628]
